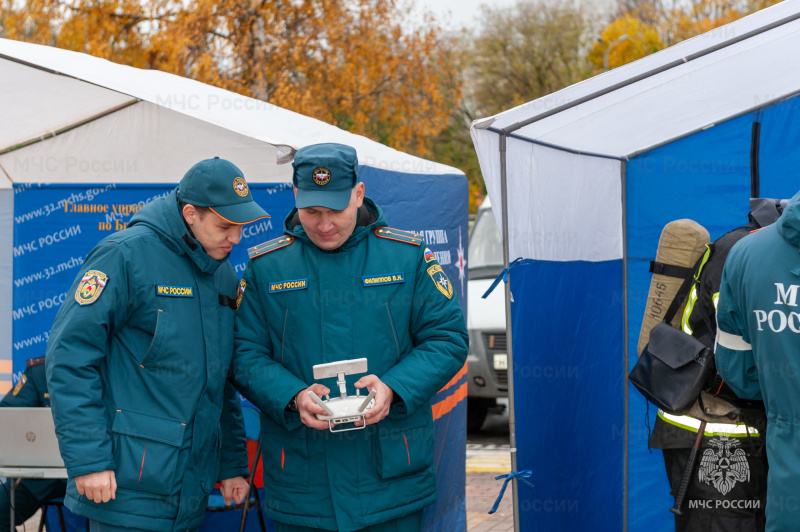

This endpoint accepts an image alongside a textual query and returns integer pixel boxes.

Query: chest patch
[269,279,308,293]
[155,285,194,297]
[362,272,405,287]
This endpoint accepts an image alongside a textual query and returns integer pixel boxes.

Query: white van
[466,197,508,430]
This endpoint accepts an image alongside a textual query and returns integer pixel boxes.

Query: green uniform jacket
[1,358,67,501]
[716,191,800,532]
[231,198,468,531]
[45,189,249,532]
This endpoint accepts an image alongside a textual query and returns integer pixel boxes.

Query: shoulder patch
[11,374,27,396]
[375,227,423,246]
[236,279,246,310]
[75,270,109,306]
[427,264,453,299]
[248,236,295,259]
[26,356,45,368]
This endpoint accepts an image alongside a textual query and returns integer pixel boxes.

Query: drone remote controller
[308,358,376,432]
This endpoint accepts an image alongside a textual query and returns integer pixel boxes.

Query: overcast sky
[416,0,616,33]
[421,0,518,31]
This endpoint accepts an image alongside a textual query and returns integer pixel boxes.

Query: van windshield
[469,208,504,279]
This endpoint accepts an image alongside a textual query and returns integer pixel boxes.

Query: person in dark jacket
[231,143,468,532]
[46,158,269,532]
[0,357,67,532]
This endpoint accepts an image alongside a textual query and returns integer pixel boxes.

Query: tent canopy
[0,37,459,187]
[472,0,800,262]
[470,2,800,531]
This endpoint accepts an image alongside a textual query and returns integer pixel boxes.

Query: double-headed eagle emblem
[698,436,750,495]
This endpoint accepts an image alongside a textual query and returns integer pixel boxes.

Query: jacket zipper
[385,302,400,360]
[281,308,289,364]
[141,309,163,367]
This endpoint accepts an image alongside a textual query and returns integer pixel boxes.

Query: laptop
[0,407,65,468]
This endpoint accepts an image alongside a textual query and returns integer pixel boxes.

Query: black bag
[629,257,715,415]
[629,322,715,414]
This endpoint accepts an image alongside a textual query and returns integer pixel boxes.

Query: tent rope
[481,257,534,299]
[489,469,535,514]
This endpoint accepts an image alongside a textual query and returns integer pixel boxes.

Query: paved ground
[466,402,514,531]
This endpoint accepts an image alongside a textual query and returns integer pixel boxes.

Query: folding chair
[38,496,66,532]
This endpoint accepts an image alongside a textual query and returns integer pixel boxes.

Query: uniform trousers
[275,510,424,532]
[89,519,198,532]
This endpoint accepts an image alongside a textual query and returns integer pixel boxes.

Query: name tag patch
[155,285,194,297]
[363,272,405,286]
[269,279,308,293]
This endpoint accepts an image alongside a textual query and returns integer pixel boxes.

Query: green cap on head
[292,143,358,211]
[179,157,269,224]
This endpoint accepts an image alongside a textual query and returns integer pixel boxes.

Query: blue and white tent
[0,38,469,531]
[470,1,800,530]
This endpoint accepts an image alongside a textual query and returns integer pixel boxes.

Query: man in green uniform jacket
[232,143,468,532]
[716,190,800,532]
[0,357,67,532]
[46,158,269,532]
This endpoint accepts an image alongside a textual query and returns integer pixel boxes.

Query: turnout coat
[46,190,249,532]
[231,198,468,531]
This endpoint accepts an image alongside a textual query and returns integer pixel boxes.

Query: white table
[0,466,67,531]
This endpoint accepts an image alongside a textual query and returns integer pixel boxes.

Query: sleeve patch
[248,236,294,259]
[11,374,27,396]
[375,228,423,246]
[236,279,246,310]
[427,264,453,299]
[75,270,109,306]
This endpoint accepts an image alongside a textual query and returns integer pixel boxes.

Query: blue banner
[11,183,293,379]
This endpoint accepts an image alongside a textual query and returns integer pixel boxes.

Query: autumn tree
[590,0,783,71]
[0,0,460,158]
[428,1,593,210]
[468,1,592,117]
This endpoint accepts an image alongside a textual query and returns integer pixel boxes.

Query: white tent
[470,1,800,530]
[1,38,469,531]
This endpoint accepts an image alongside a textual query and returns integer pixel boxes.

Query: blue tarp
[506,92,800,530]
[510,260,623,531]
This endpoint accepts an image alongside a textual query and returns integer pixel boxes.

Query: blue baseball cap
[292,143,358,210]
[179,157,269,224]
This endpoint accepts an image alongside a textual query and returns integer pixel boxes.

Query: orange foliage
[588,14,663,71]
[0,0,461,157]
[592,0,783,71]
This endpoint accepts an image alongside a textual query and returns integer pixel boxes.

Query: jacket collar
[284,197,386,252]
[128,189,226,275]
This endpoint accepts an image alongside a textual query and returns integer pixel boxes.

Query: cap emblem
[313,167,331,186]
[232,177,249,197]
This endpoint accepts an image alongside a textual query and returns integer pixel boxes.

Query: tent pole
[621,160,629,532]
[499,133,520,531]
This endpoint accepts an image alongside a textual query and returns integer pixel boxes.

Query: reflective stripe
[682,286,698,334]
[716,329,752,351]
[658,410,759,436]
[681,244,713,334]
